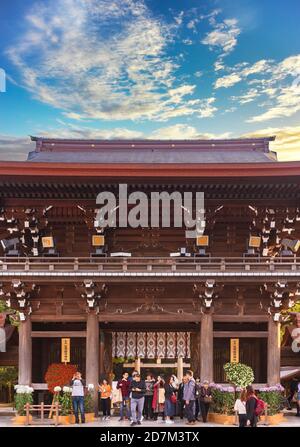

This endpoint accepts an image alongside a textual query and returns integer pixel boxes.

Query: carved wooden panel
[112,331,190,359]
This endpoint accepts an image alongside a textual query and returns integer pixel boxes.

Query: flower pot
[207,412,236,425]
[85,413,95,423]
[58,414,76,425]
[260,412,286,426]
[13,415,33,425]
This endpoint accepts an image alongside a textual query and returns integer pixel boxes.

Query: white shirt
[234,399,247,414]
[72,379,84,397]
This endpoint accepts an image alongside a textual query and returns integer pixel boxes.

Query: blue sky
[0,0,300,160]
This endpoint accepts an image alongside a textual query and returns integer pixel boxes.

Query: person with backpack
[234,389,247,427]
[177,377,186,419]
[199,380,212,423]
[183,370,196,425]
[246,386,265,427]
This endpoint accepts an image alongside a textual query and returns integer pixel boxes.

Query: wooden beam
[98,313,202,322]
[213,331,268,338]
[31,331,86,338]
[31,315,86,322]
[213,315,268,322]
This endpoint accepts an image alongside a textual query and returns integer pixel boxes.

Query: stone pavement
[0,409,300,428]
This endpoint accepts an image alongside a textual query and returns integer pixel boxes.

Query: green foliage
[0,367,18,387]
[113,357,135,364]
[259,391,285,416]
[0,300,19,326]
[14,392,33,416]
[224,362,254,388]
[211,389,235,415]
[0,367,18,403]
[281,302,300,341]
[59,390,73,416]
[84,391,94,413]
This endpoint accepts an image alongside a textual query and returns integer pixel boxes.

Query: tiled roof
[27,136,277,164]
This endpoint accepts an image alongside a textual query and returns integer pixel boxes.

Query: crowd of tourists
[67,369,300,427]
[115,369,212,426]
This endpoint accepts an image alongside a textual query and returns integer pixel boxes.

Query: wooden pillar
[86,313,99,416]
[135,357,141,374]
[177,357,184,382]
[200,313,213,383]
[267,318,280,385]
[99,330,105,376]
[18,316,32,385]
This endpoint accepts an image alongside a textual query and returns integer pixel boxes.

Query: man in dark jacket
[129,373,146,426]
[144,374,155,419]
[177,378,185,419]
[117,371,131,420]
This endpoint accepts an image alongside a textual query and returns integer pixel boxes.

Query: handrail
[0,255,299,263]
[0,256,300,275]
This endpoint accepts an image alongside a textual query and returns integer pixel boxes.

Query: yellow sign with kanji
[230,338,239,363]
[61,338,70,363]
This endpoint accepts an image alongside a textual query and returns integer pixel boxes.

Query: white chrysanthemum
[88,384,94,391]
[54,386,62,392]
[16,386,26,394]
[63,386,72,393]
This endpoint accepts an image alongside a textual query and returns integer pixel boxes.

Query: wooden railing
[24,402,61,426]
[0,255,299,276]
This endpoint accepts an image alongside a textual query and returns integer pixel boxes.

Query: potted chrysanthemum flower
[13,385,34,424]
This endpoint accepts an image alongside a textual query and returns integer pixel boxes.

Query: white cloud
[247,85,300,122]
[214,54,300,123]
[194,71,202,78]
[7,0,216,122]
[242,125,300,161]
[0,135,35,160]
[215,73,242,89]
[241,59,272,76]
[214,61,225,71]
[201,17,240,57]
[150,124,200,139]
[230,88,260,104]
[150,124,232,140]
[37,127,144,140]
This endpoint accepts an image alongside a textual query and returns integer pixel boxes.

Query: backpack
[255,398,266,416]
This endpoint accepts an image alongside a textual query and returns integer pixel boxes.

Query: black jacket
[246,396,257,422]
[164,383,176,399]
[178,382,184,400]
[130,380,146,399]
[291,380,299,394]
[199,386,212,402]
